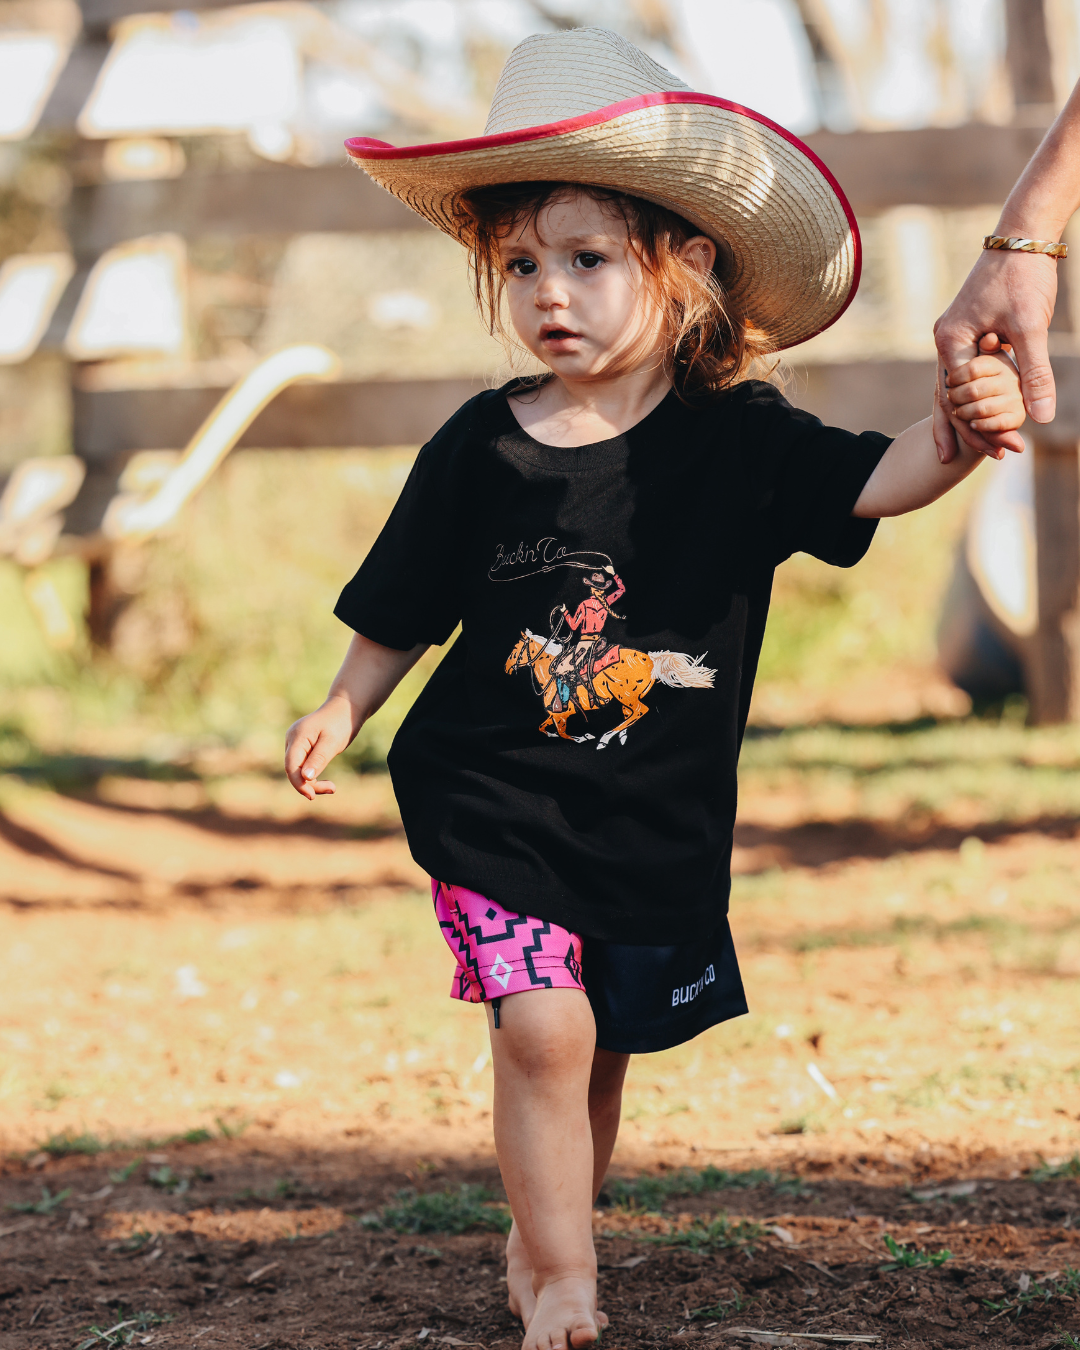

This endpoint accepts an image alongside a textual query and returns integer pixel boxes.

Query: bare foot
[506,1221,537,1326]
[522,1274,599,1350]
[506,1227,609,1335]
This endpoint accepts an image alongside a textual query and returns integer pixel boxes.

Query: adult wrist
[994,216,1069,245]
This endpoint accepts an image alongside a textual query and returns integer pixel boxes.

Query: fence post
[1023,438,1080,722]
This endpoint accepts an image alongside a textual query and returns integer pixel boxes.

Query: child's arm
[284,633,427,800]
[852,338,1026,518]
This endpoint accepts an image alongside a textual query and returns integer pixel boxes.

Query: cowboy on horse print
[502,553,717,750]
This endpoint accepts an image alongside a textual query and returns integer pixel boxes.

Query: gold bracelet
[983,234,1068,259]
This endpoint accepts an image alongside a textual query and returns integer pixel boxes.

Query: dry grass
[3,813,1080,1163]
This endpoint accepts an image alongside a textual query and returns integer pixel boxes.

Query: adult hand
[933,247,1057,462]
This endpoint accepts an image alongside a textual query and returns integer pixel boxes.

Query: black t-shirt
[335,379,890,944]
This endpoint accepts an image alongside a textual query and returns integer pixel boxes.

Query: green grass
[1030,1155,1080,1182]
[0,450,438,766]
[234,1177,300,1203]
[39,1129,103,1157]
[361,1185,512,1236]
[169,1127,214,1146]
[6,1185,71,1215]
[608,1165,808,1212]
[756,487,974,686]
[107,1159,142,1185]
[147,1165,188,1194]
[689,1292,756,1322]
[39,1079,77,1110]
[214,1115,250,1140]
[739,719,1080,826]
[646,1214,766,1255]
[983,1269,1080,1319]
[788,913,1042,955]
[26,1122,221,1164]
[880,1234,952,1270]
[77,1310,170,1349]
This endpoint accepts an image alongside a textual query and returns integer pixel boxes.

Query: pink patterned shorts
[432,879,585,1003]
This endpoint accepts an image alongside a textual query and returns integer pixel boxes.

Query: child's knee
[492,991,594,1076]
[508,1033,593,1082]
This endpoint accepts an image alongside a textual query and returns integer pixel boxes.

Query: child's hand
[284,634,425,801]
[946,333,1026,447]
[284,698,355,801]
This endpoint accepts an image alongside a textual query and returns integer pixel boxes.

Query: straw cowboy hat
[344,27,859,352]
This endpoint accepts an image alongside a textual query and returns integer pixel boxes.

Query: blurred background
[4,0,1080,1221]
[5,0,1080,763]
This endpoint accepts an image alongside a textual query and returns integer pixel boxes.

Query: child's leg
[507,1046,630,1327]
[487,988,601,1350]
[588,1047,631,1196]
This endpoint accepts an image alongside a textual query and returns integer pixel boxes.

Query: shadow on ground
[2,1137,1079,1349]
[732,816,1080,873]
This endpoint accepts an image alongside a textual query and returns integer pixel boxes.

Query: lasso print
[487,537,616,583]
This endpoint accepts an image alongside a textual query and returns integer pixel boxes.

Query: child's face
[497,193,668,383]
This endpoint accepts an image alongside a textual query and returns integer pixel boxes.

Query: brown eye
[577,252,603,269]
[508,258,536,277]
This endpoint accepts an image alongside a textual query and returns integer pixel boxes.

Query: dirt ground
[3,705,1080,1349]
[4,1138,1080,1350]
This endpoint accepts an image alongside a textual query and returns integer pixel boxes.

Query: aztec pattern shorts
[431,878,749,1055]
[433,878,585,1002]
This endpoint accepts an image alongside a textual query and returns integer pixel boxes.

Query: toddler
[285,29,1025,1350]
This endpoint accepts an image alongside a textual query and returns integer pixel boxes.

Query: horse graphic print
[491,539,716,750]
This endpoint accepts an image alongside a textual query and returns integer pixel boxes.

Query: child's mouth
[542,328,580,342]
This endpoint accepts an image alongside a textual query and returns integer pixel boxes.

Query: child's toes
[569,1315,600,1347]
[534,1318,598,1350]
[533,1329,573,1350]
[523,1283,599,1350]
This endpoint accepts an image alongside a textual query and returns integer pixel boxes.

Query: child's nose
[534,274,568,308]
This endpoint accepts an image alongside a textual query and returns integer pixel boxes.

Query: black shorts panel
[582,917,747,1054]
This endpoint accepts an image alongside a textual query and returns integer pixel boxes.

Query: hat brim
[345,91,860,353]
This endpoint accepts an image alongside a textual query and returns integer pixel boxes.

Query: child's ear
[679,234,717,276]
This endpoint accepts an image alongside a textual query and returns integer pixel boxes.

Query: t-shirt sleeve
[743,382,892,568]
[334,436,462,651]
